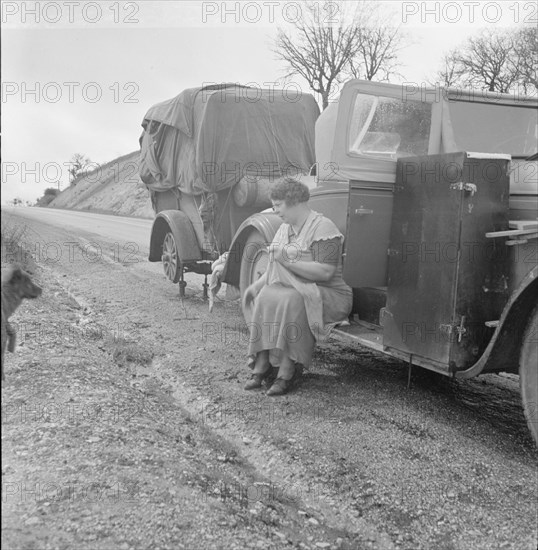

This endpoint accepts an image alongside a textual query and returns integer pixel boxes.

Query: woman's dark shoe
[265,377,292,396]
[244,367,277,390]
[266,364,303,396]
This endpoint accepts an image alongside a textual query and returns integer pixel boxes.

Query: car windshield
[348,94,432,159]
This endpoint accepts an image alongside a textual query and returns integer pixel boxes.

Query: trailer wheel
[162,232,182,284]
[520,304,538,444]
[239,230,269,298]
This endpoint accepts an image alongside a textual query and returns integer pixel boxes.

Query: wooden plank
[485,227,538,238]
[509,220,538,230]
[505,235,538,246]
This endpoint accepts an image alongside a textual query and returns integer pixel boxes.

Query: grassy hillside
[48,151,154,219]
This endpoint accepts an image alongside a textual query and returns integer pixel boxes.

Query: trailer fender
[455,266,538,378]
[148,210,201,263]
[221,212,282,286]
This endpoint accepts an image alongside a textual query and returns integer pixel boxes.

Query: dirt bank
[47,152,153,219]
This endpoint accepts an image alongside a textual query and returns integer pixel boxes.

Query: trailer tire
[161,231,182,284]
[520,304,538,445]
[239,230,269,299]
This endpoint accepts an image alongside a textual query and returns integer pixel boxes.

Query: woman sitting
[242,177,353,396]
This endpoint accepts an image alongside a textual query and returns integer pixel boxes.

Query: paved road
[2,207,153,255]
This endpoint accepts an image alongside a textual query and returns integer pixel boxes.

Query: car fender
[148,210,201,263]
[221,212,282,286]
[455,265,538,378]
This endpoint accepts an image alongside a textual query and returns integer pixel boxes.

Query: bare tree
[67,153,91,184]
[347,22,405,82]
[511,26,538,94]
[461,29,518,92]
[273,1,406,109]
[436,27,537,94]
[434,52,468,88]
[273,1,360,110]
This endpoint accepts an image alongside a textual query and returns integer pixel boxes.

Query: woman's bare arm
[269,243,337,282]
[284,259,336,282]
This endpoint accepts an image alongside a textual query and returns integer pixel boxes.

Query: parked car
[140,79,537,443]
[220,80,538,443]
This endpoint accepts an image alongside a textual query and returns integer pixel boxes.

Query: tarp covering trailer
[139,84,319,196]
[139,83,320,280]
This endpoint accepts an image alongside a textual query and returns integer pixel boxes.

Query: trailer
[139,83,319,294]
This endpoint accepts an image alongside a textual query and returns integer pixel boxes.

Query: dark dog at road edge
[1,265,42,381]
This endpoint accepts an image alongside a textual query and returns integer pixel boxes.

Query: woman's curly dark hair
[270,177,310,206]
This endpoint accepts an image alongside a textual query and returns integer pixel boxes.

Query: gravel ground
[2,212,537,550]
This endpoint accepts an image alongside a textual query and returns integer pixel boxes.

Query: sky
[1,0,531,204]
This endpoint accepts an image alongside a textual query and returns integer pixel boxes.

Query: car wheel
[162,231,182,284]
[520,304,538,445]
